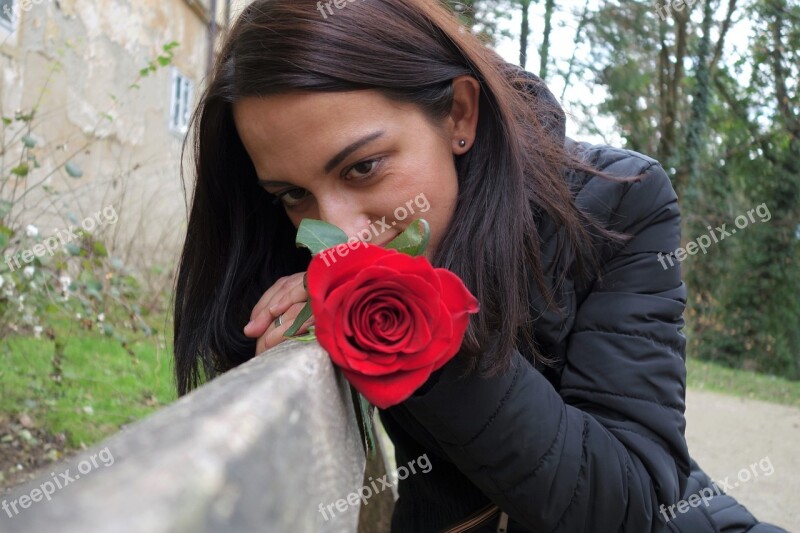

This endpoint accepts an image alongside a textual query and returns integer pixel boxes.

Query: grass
[2,314,797,452]
[686,357,800,408]
[0,315,176,448]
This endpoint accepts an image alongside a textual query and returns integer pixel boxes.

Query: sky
[491,0,621,145]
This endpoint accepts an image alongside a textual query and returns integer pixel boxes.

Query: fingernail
[244,320,254,331]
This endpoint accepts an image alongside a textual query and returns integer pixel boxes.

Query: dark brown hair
[174,0,633,396]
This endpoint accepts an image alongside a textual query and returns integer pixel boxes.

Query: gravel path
[685,389,800,531]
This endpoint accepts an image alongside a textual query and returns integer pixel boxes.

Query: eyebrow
[258,130,386,187]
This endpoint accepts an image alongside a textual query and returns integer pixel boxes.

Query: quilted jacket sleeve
[398,160,691,532]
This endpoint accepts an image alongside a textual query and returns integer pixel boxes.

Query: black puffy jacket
[378,74,788,533]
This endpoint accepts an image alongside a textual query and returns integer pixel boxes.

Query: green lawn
[0,318,176,448]
[2,322,798,452]
[686,357,800,408]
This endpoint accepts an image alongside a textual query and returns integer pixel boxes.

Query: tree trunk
[539,0,555,80]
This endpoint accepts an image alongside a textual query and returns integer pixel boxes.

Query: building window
[1,0,16,31]
[169,68,193,136]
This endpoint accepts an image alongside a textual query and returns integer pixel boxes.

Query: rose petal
[343,351,410,376]
[435,268,480,342]
[435,268,481,315]
[308,245,403,300]
[342,364,436,409]
[375,252,443,294]
[340,273,438,353]
[397,304,455,371]
[347,288,412,352]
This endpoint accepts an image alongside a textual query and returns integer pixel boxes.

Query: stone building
[0,0,245,268]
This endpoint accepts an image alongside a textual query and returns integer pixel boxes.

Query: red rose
[307,243,480,408]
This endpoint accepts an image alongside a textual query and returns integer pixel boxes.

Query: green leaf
[283,301,313,338]
[65,162,83,178]
[2,117,11,125]
[65,243,81,256]
[292,327,317,343]
[385,218,430,256]
[0,224,11,248]
[350,386,377,460]
[22,136,37,148]
[102,323,114,336]
[10,163,29,177]
[92,241,108,257]
[295,219,348,255]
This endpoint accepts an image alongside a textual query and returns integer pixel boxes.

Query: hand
[244,272,315,356]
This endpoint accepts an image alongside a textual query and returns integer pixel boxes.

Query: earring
[459,139,466,148]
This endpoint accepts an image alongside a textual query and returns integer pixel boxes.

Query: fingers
[250,272,305,321]
[245,273,307,338]
[254,302,315,356]
[267,281,310,318]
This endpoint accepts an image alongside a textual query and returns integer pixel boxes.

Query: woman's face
[233,80,479,259]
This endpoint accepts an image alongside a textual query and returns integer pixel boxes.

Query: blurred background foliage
[455,0,799,379]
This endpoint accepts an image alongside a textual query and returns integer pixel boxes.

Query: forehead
[233,90,409,143]
[232,91,422,178]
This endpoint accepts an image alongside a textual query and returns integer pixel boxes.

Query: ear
[448,76,480,154]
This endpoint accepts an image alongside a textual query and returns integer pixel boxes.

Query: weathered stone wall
[0,0,229,267]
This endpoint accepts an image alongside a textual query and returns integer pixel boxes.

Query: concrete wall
[0,0,231,268]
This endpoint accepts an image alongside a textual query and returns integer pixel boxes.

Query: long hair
[174,0,633,396]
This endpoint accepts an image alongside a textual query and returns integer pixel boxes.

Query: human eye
[343,158,384,182]
[273,188,311,208]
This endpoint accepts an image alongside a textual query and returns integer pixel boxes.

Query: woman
[173,0,787,531]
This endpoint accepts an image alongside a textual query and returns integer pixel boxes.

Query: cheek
[289,214,302,228]
[285,202,321,227]
[426,170,458,253]
[428,207,453,249]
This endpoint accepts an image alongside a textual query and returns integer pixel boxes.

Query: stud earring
[459,139,466,148]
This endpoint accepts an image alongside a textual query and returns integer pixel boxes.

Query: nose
[316,195,373,243]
